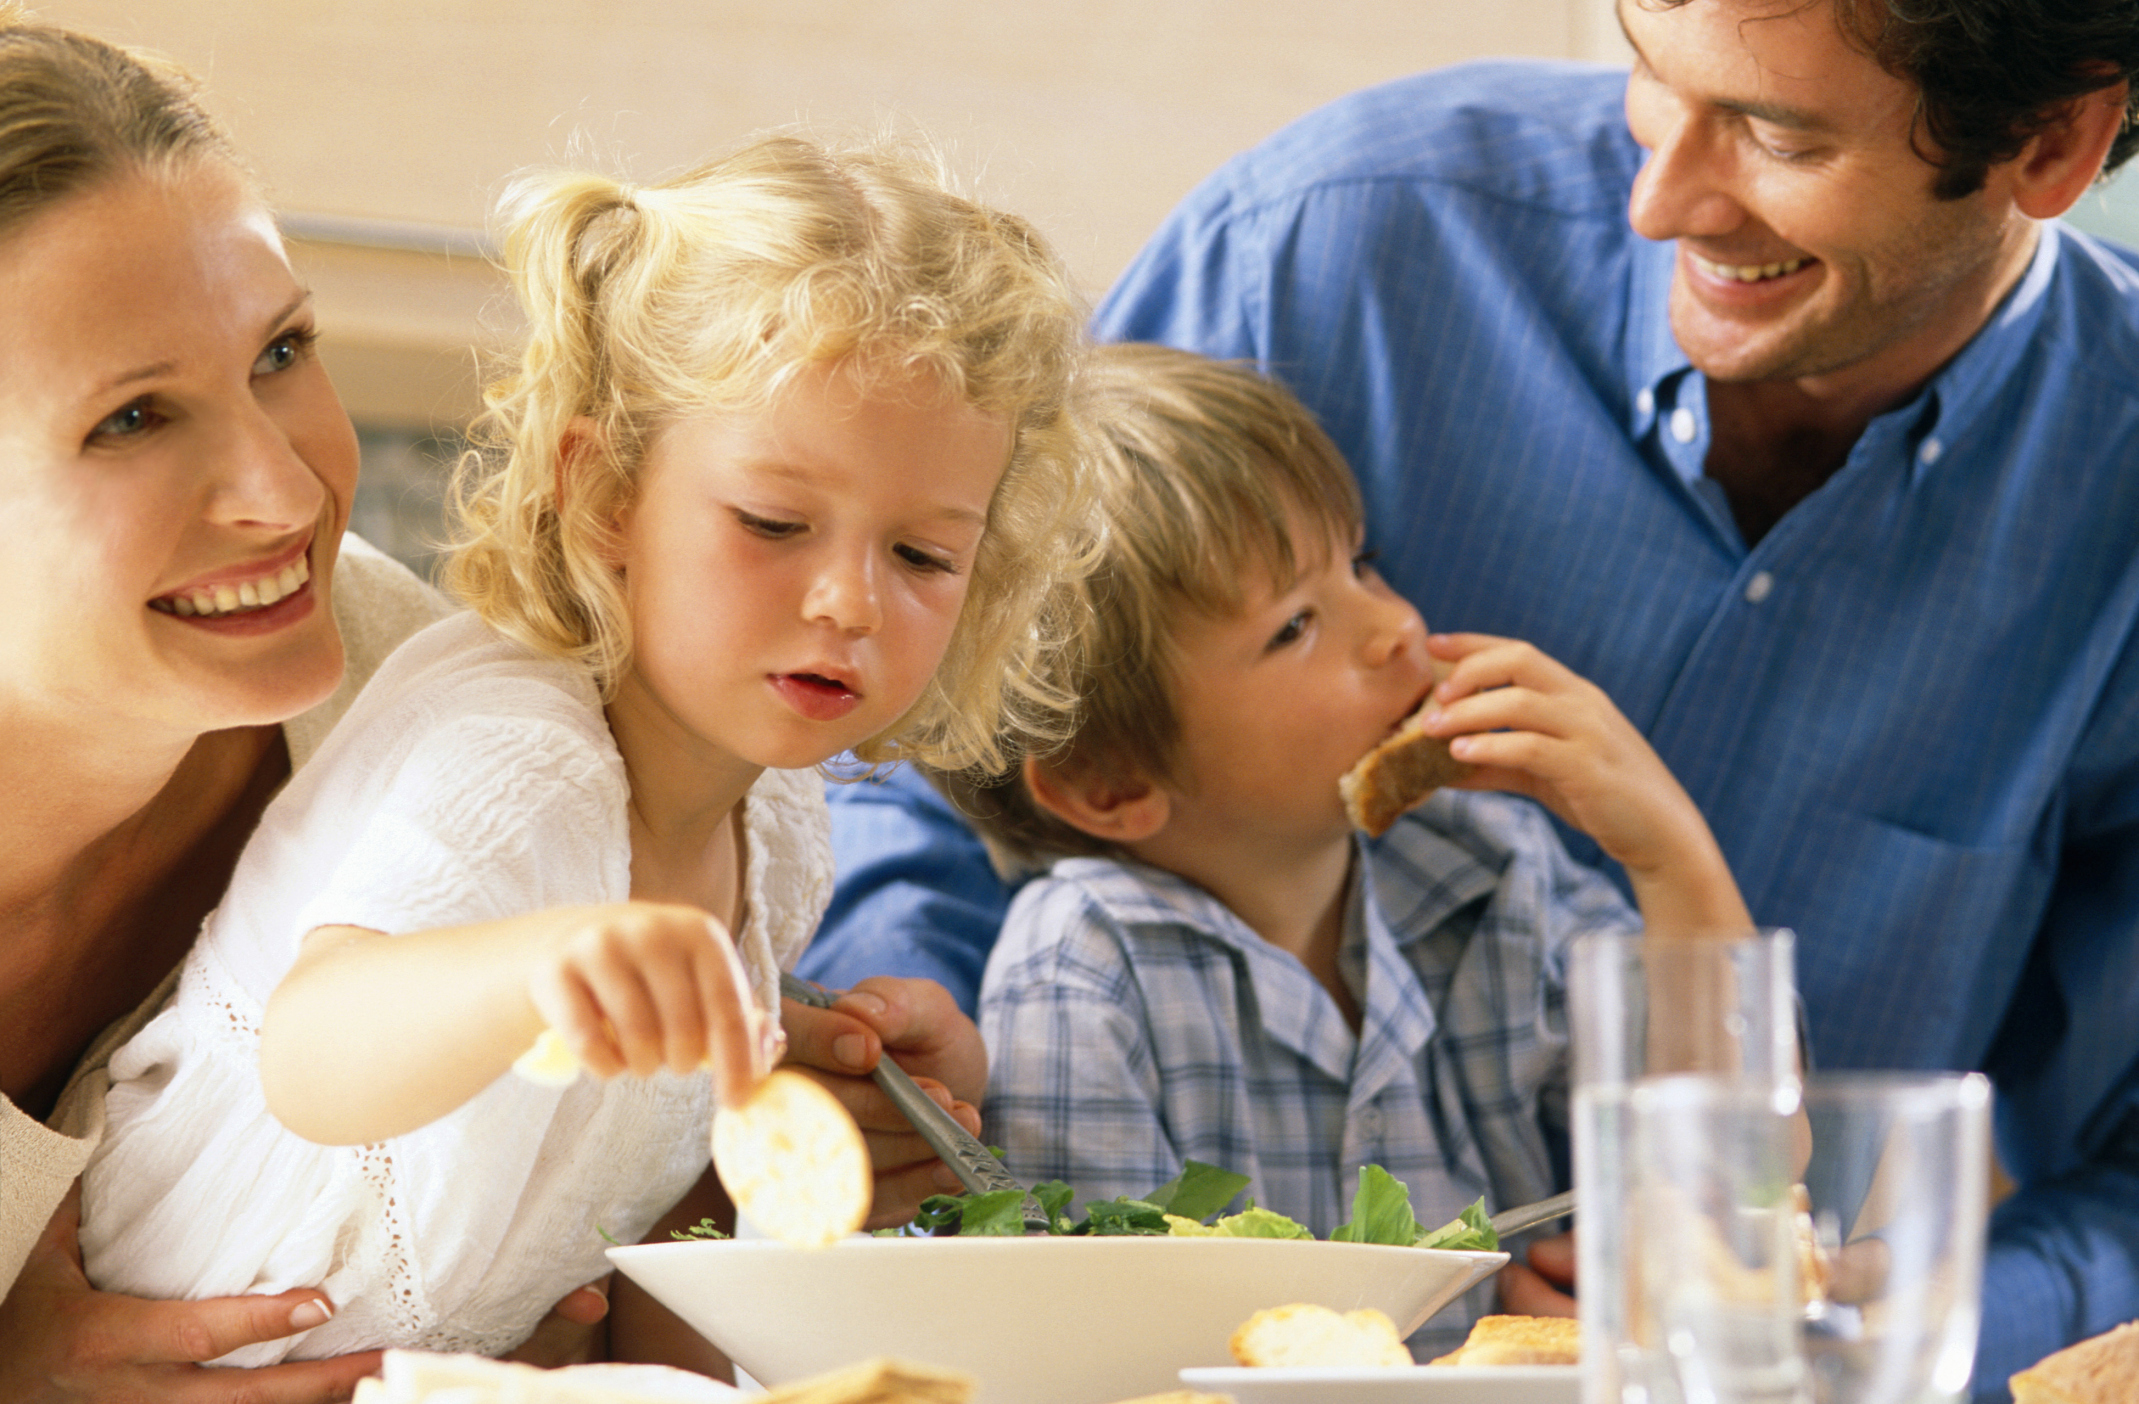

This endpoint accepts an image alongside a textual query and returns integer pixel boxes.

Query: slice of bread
[1428,1314,1580,1367]
[2010,1319,2139,1404]
[1229,1303,1415,1368]
[1340,705,1471,837]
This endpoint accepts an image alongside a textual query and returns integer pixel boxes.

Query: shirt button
[1919,437,1944,465]
[1670,407,1698,443]
[1635,387,1655,416]
[1355,1106,1385,1139]
[1745,571,1774,604]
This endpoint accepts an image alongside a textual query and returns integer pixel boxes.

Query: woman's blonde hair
[0,4,240,243]
[447,133,1094,774]
[936,342,1363,867]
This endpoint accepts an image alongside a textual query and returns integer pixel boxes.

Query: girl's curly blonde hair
[447,133,1095,774]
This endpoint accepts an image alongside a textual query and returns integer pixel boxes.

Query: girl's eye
[895,542,957,575]
[1352,547,1380,578]
[90,398,159,444]
[1266,610,1312,651]
[736,510,804,539]
[253,326,319,378]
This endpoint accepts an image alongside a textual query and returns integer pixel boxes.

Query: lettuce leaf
[1414,1199,1499,1252]
[1142,1160,1252,1221]
[1329,1164,1425,1245]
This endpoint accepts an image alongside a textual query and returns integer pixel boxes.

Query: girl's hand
[779,976,987,1228]
[0,1184,379,1402]
[527,903,777,1110]
[1419,633,1711,877]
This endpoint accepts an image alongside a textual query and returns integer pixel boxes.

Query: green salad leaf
[904,1157,1501,1253]
[1414,1198,1499,1252]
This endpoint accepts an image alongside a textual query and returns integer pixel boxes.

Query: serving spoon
[1488,1189,1575,1239]
[779,973,1053,1233]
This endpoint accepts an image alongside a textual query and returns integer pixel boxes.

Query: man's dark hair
[1666,0,2139,198]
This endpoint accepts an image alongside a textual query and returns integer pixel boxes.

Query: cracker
[712,1068,871,1250]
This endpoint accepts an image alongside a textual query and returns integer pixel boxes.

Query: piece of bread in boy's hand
[1340,700,1472,837]
[2009,1318,2139,1404]
[711,1068,870,1250]
[1229,1303,1414,1367]
[1427,1313,1580,1366]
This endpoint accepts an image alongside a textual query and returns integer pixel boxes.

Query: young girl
[76,133,1091,1365]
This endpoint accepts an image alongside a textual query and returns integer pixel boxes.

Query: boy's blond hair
[447,133,1093,774]
[941,342,1362,866]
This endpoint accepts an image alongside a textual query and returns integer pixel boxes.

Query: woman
[0,9,986,1396]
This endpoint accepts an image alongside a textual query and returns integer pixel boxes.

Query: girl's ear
[557,417,624,566]
[1022,754,1170,843]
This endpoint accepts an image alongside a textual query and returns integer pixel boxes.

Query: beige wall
[38,0,1627,430]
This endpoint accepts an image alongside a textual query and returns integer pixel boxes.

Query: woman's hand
[0,1185,379,1402]
[778,976,987,1228]
[499,1279,611,1367]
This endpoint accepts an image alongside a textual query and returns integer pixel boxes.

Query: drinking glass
[1570,930,1802,1404]
[1798,1073,1990,1404]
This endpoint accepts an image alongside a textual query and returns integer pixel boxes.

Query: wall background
[32,3,2138,568]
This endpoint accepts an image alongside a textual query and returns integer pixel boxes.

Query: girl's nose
[805,546,883,634]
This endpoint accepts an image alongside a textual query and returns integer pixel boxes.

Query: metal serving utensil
[1488,1188,1576,1239]
[779,973,1052,1234]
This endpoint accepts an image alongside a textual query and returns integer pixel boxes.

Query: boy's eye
[1266,610,1311,651]
[1352,547,1380,579]
[736,510,805,539]
[895,542,957,575]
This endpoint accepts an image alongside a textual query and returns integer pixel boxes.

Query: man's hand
[0,1185,380,1402]
[780,975,987,1228]
[1497,1229,1578,1317]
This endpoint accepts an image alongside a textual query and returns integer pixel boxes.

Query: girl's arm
[1420,633,1754,937]
[259,903,767,1146]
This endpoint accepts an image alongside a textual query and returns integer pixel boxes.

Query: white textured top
[0,535,448,1296]
[77,610,831,1363]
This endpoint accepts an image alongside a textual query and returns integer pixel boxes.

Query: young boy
[949,344,1752,1354]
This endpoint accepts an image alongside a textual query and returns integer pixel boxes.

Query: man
[805,2,2139,1396]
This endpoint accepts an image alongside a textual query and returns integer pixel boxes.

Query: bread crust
[1340,707,1472,837]
[2010,1319,2139,1404]
[1427,1314,1580,1367]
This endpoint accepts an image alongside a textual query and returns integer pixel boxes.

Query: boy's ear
[1022,754,1170,844]
[2005,81,2130,219]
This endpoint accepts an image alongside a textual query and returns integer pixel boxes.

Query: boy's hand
[779,976,987,1228]
[527,903,775,1109]
[1420,634,1751,934]
[1420,634,1709,877]
[1498,1229,1579,1317]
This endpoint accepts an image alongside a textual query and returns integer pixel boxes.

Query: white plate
[1179,1364,1579,1404]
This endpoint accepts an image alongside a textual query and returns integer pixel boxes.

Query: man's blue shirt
[810,61,2139,1397]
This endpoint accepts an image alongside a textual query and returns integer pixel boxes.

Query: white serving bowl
[608,1235,1505,1404]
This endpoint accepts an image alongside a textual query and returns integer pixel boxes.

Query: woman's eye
[895,542,957,575]
[253,327,318,377]
[90,399,159,443]
[736,510,804,539]
[1266,610,1311,650]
